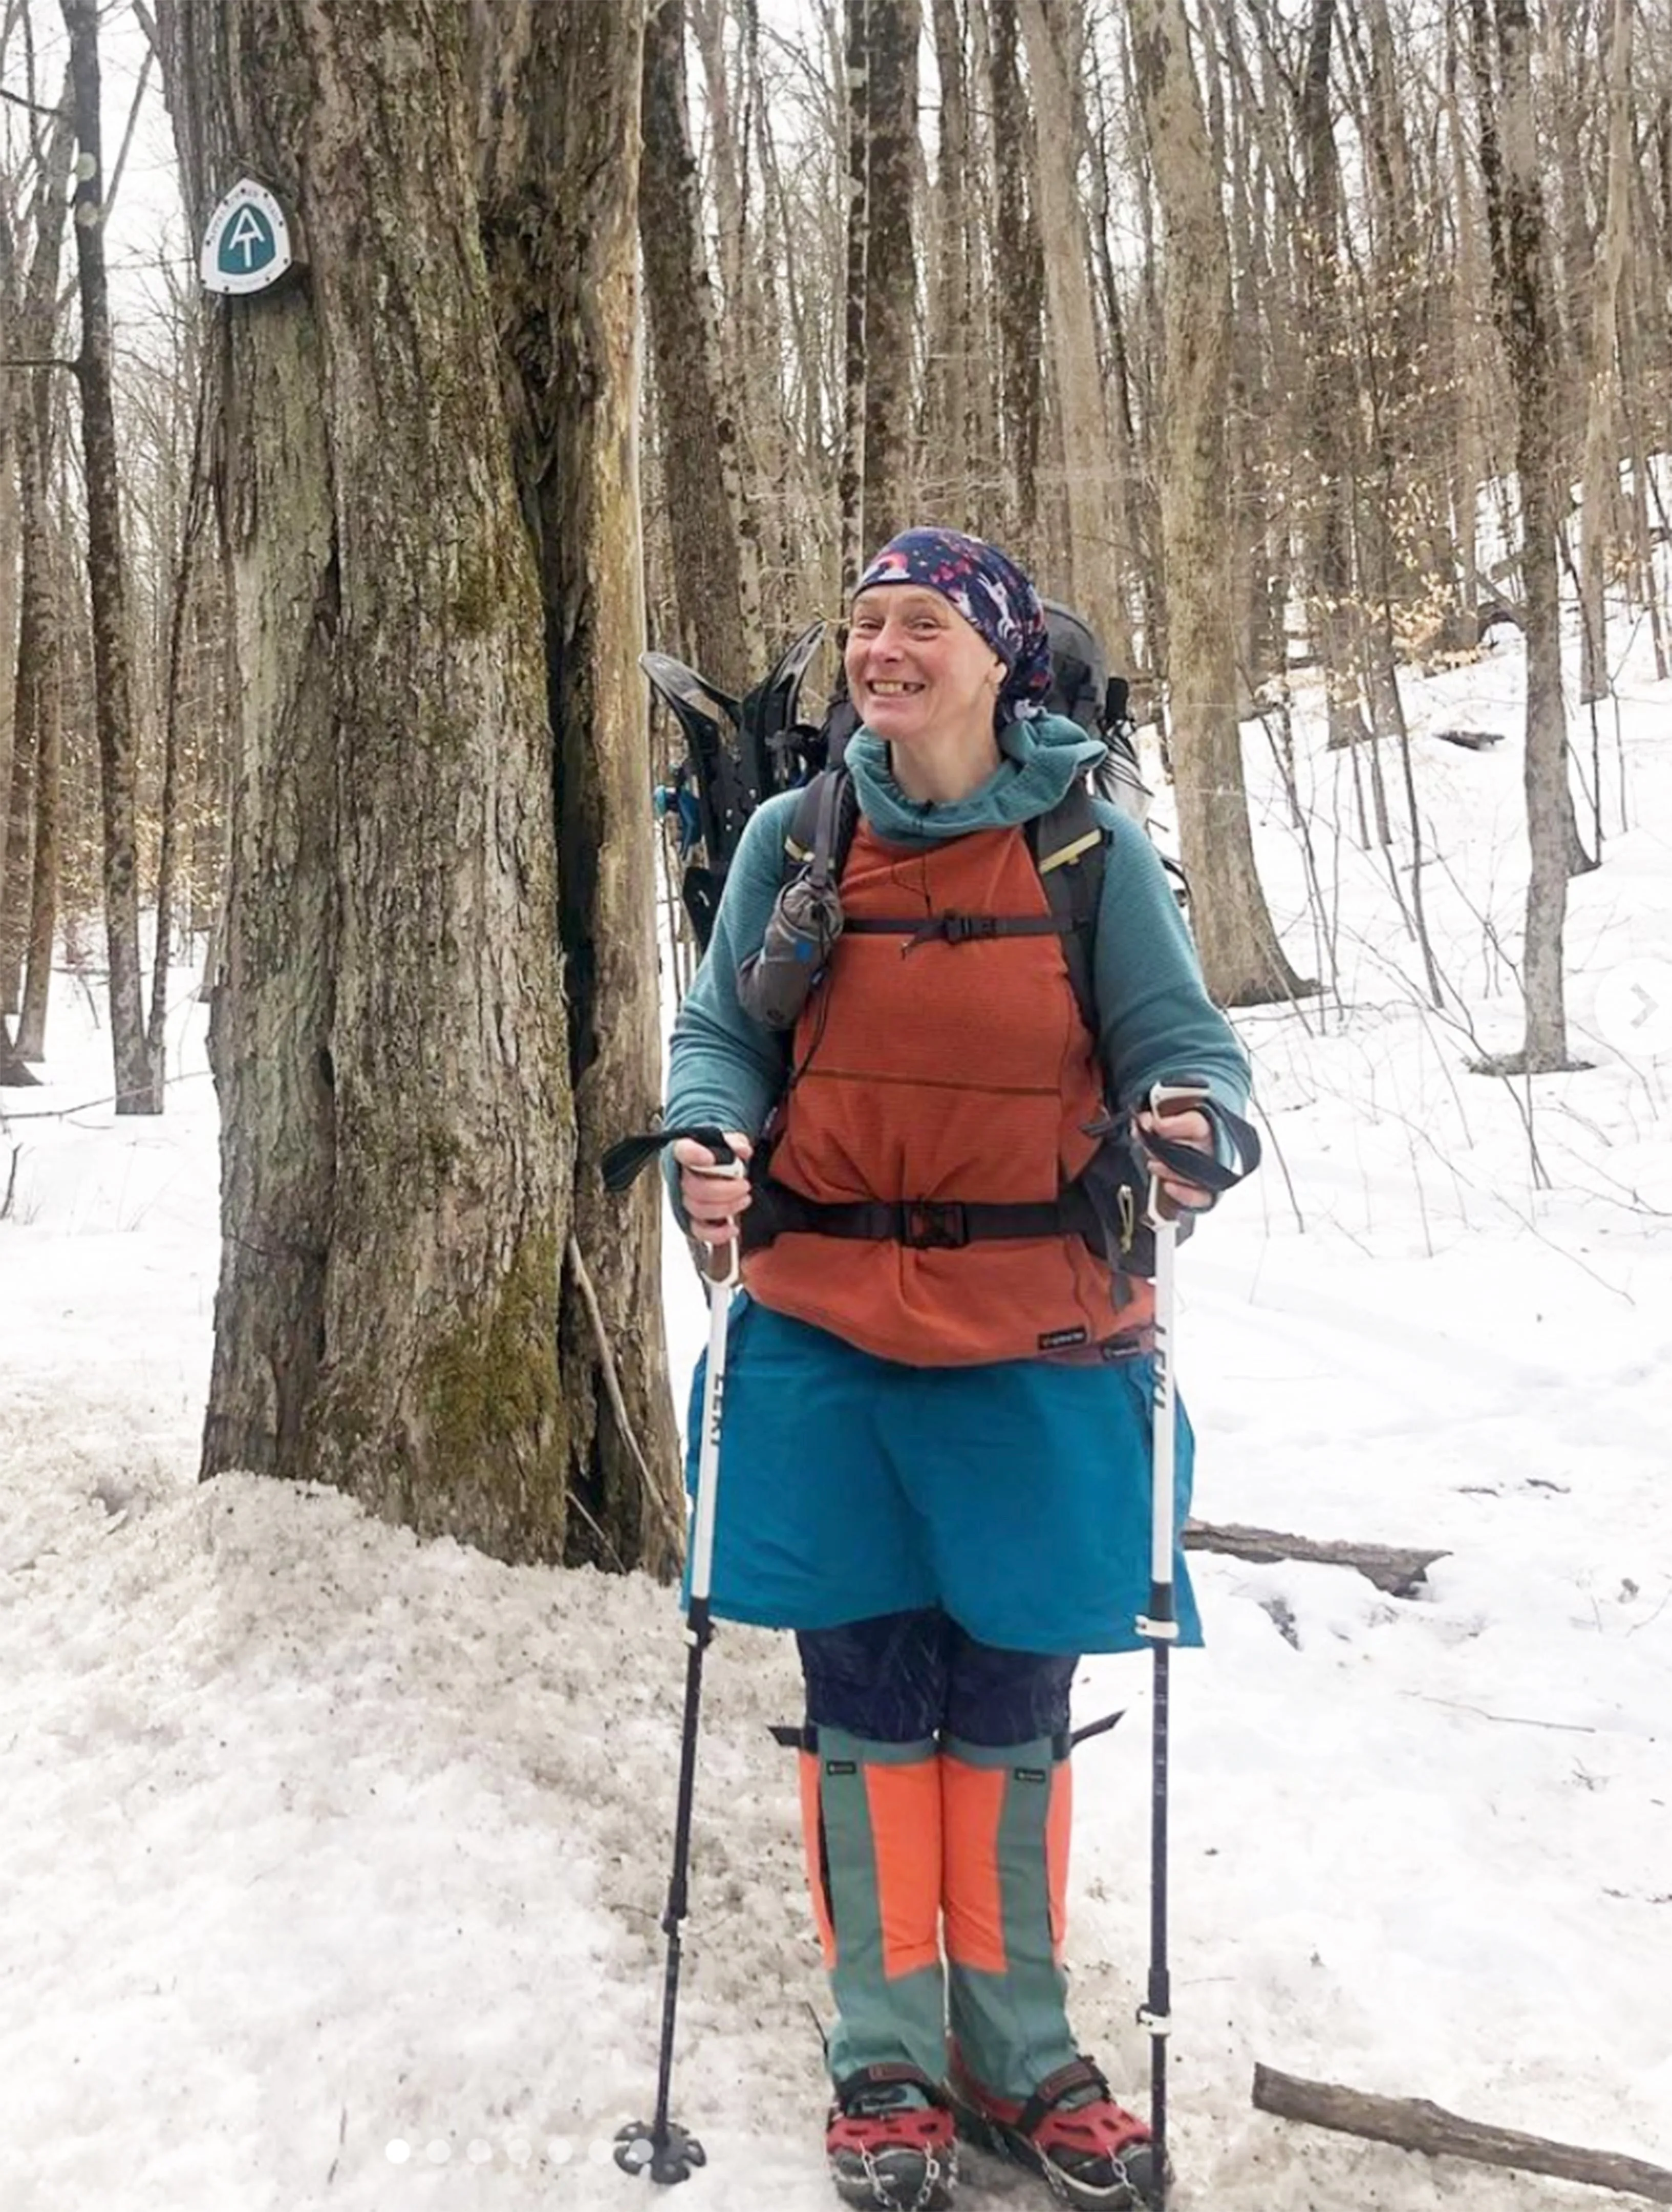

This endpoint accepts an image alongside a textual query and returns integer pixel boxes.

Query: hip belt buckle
[899,1200,969,1249]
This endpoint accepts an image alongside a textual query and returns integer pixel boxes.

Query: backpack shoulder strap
[785,765,859,889]
[1027,779,1107,1040]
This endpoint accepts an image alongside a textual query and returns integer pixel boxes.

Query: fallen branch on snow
[1252,2065,1672,2203]
[1182,1520,1446,1597]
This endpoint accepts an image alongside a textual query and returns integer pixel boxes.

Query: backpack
[641,601,1180,957]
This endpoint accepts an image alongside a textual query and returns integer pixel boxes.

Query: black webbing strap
[1013,2057,1123,2144]
[780,768,1108,1038]
[601,1123,739,1193]
[1029,784,1105,1038]
[741,1179,1105,1253]
[1138,1099,1262,1195]
[842,911,1067,947]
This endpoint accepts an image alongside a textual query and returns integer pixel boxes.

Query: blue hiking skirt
[683,1296,1201,1656]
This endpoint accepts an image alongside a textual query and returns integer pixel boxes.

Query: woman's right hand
[672,1133,754,1246]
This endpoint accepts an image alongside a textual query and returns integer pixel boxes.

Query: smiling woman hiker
[661,527,1256,2212]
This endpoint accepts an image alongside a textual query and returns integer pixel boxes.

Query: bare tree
[840,0,870,577]
[1016,0,1134,667]
[61,0,158,1113]
[640,0,758,693]
[1128,0,1309,1007]
[925,0,975,525]
[1577,0,1634,708]
[8,94,74,1068]
[1296,0,1371,751]
[985,0,1045,567]
[1469,0,1582,1072]
[861,0,919,544]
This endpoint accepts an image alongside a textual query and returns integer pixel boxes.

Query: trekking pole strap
[1131,1087,1261,1202]
[601,1125,741,1193]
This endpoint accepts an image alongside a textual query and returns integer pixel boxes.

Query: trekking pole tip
[613,2119,707,2185]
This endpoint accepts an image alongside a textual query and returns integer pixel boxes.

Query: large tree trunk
[861,0,919,547]
[1127,0,1307,1008]
[474,2,682,1575]
[62,0,157,1115]
[640,0,756,695]
[162,0,582,1560]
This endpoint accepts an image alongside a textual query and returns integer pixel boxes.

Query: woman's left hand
[1133,1105,1216,1217]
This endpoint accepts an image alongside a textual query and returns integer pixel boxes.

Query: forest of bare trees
[2,0,1668,1560]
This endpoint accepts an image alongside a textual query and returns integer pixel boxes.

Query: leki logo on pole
[200,179,295,296]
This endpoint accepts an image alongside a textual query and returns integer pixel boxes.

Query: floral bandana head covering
[853,526,1053,720]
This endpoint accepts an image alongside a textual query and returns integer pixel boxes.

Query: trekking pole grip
[1135,1082,1261,1226]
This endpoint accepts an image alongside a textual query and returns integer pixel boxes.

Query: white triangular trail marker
[200,179,294,296]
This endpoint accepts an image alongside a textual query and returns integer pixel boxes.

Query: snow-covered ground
[3,616,1669,2212]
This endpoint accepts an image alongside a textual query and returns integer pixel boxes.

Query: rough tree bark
[861,0,919,548]
[1126,0,1308,1008]
[639,0,755,695]
[473,1,682,1573]
[160,0,602,1564]
[62,0,158,1114]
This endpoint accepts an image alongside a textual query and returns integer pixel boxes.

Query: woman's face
[845,585,1004,748]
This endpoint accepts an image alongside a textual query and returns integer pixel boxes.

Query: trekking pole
[1132,1082,1207,2210]
[1129,1086,1260,2207]
[600,1127,746,2187]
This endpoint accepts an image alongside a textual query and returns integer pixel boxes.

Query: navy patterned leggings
[798,1608,1077,1748]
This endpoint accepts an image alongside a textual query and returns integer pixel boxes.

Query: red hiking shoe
[826,2063,958,2212]
[948,2053,1160,2208]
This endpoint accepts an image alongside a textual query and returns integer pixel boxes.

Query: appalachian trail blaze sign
[200,179,294,296]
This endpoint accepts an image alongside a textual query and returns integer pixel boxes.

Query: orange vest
[743,819,1153,1366]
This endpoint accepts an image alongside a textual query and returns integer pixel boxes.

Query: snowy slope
[1,621,1668,2212]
